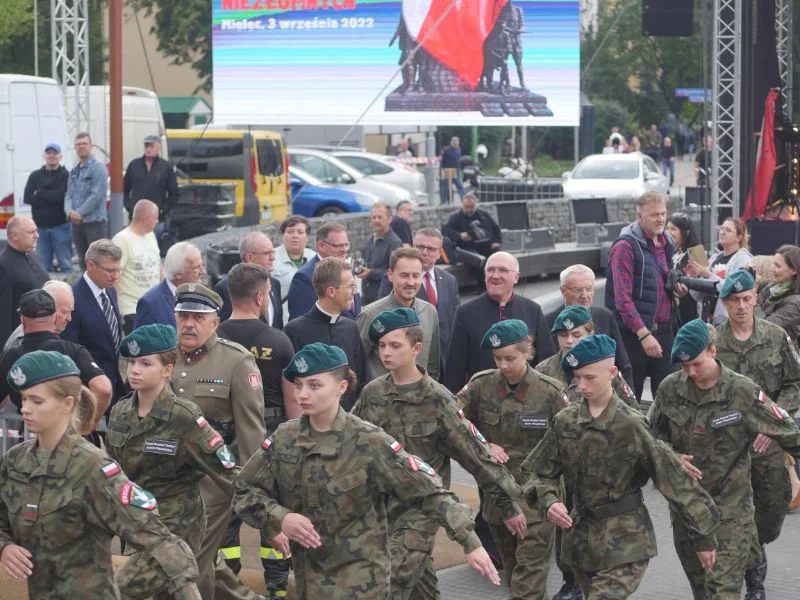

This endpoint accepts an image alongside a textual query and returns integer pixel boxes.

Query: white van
[0,74,72,241]
[65,85,168,167]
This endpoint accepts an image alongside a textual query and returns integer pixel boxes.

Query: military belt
[581,490,643,520]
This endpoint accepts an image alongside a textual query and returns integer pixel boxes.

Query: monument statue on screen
[385,0,552,117]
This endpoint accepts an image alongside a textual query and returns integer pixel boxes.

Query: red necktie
[425,272,438,307]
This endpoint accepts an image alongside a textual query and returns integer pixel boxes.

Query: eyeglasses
[321,240,351,251]
[92,263,121,275]
[334,283,357,290]
[565,286,595,295]
[414,244,442,254]
[485,266,518,276]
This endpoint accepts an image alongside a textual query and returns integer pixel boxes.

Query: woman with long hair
[0,350,200,599]
[758,244,800,342]
[107,324,236,599]
[667,212,702,327]
[687,216,753,324]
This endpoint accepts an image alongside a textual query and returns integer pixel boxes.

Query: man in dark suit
[62,239,125,406]
[544,264,633,388]
[287,221,361,321]
[133,241,205,329]
[214,231,283,329]
[378,228,460,369]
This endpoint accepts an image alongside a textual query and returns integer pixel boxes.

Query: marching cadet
[456,319,569,599]
[714,270,800,600]
[0,351,201,599]
[352,308,524,600]
[649,319,800,600]
[171,283,267,600]
[233,342,501,599]
[522,335,720,600]
[107,324,238,600]
[536,305,638,408]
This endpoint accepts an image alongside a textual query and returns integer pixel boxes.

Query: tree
[0,0,32,48]
[132,0,212,93]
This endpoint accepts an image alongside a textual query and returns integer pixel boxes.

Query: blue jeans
[439,170,465,204]
[37,222,73,272]
[662,159,675,186]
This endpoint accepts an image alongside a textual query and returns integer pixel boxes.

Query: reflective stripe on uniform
[273,591,288,598]
[220,546,242,559]
[260,546,286,560]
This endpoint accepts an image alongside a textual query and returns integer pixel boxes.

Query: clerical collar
[315,302,340,324]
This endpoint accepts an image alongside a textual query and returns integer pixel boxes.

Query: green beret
[671,319,711,363]
[174,283,222,313]
[368,308,420,343]
[551,305,593,334]
[719,269,756,299]
[561,334,616,378]
[283,342,348,382]
[481,319,529,349]
[7,350,80,391]
[119,324,178,358]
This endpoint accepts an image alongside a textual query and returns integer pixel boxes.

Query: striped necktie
[101,291,121,350]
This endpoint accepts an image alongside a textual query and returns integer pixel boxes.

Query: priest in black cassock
[283,256,368,410]
[443,251,555,393]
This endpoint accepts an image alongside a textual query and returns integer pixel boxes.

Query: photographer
[686,217,752,324]
[443,192,502,288]
[605,192,688,399]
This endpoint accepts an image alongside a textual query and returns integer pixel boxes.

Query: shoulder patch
[771,404,791,422]
[758,390,767,405]
[196,416,208,428]
[248,372,262,390]
[208,433,224,450]
[216,444,236,469]
[262,437,273,450]
[119,482,158,510]
[407,455,436,477]
[389,439,402,453]
[102,462,121,478]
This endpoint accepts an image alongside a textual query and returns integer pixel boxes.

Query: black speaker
[495,202,530,230]
[571,198,609,225]
[642,0,694,36]
[748,220,800,255]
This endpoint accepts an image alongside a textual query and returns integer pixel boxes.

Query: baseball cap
[143,135,160,145]
[44,143,62,153]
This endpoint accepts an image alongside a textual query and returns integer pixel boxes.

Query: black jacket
[442,208,502,254]
[123,155,179,219]
[0,246,49,347]
[23,166,69,228]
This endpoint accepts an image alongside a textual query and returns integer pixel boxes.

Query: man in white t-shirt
[112,199,162,333]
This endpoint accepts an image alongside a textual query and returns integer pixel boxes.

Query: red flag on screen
[402,0,509,88]
[742,88,778,222]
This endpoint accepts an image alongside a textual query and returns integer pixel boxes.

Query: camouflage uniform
[536,350,639,409]
[522,394,720,600]
[649,364,800,599]
[107,386,237,599]
[172,332,266,600]
[352,368,522,600]
[456,365,569,599]
[233,408,483,600]
[0,429,200,600]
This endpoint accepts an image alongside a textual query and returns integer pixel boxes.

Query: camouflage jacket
[233,408,481,600]
[107,386,237,518]
[0,429,198,599]
[521,394,719,571]
[649,363,800,521]
[536,350,639,408]
[352,369,522,530]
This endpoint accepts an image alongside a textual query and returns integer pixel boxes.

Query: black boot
[552,578,583,600]
[744,545,767,600]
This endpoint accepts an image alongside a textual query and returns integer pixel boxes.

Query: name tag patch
[711,411,742,429]
[143,439,179,456]
[520,415,549,429]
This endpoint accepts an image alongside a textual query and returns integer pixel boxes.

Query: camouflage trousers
[115,536,202,600]
[673,516,757,600]
[751,449,791,546]
[486,502,554,600]
[117,494,206,600]
[572,559,648,599]
[388,525,441,600]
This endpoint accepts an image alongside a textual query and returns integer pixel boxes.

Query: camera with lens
[352,258,366,276]
[665,269,719,297]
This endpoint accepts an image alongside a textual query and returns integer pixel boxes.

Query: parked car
[289,166,379,216]
[561,152,670,201]
[287,148,414,208]
[331,151,427,203]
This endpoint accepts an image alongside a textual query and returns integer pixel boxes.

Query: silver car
[287,148,415,208]
[331,151,427,204]
[562,153,670,201]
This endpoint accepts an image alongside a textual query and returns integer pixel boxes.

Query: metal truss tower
[775,0,794,118]
[51,0,91,136]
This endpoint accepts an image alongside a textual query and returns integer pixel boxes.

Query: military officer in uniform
[536,305,638,409]
[352,308,524,600]
[234,343,502,600]
[171,283,267,600]
[456,319,568,599]
[649,319,800,600]
[522,335,720,600]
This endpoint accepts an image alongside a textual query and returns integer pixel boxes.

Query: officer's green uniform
[170,284,266,600]
[234,343,484,600]
[649,319,800,600]
[0,351,201,600]
[108,325,238,600]
[714,270,800,597]
[456,319,569,600]
[522,336,720,600]
[351,308,522,600]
